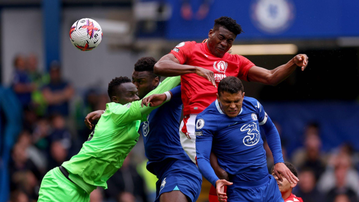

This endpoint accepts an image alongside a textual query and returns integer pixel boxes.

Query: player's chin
[226,112,238,117]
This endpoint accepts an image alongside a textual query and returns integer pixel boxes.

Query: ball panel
[69,18,102,51]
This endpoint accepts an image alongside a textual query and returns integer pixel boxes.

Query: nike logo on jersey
[228,122,239,127]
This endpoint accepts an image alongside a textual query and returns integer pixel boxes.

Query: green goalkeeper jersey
[62,76,180,194]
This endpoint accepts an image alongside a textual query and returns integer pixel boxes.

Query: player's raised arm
[247,54,309,86]
[154,54,216,87]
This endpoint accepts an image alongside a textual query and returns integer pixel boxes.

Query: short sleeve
[170,41,196,64]
[236,55,255,81]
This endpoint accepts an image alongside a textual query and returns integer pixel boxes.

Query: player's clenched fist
[293,54,309,71]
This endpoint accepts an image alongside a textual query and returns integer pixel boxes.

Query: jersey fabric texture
[285,193,303,202]
[170,41,254,115]
[38,76,180,201]
[196,97,284,201]
[38,167,90,202]
[140,85,202,202]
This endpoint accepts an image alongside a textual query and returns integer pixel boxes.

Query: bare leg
[160,190,190,202]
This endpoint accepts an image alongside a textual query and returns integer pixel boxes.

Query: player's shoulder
[174,41,197,48]
[243,96,263,111]
[197,102,218,120]
[225,52,250,61]
[171,41,198,54]
[243,96,260,106]
[106,102,132,114]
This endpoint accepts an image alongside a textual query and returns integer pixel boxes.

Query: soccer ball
[69,18,103,51]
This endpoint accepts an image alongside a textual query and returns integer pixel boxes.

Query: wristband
[164,91,171,101]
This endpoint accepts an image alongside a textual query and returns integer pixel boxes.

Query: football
[69,18,103,51]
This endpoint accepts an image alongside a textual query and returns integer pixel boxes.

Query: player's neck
[281,190,292,201]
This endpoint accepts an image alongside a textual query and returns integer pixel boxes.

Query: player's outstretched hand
[293,54,309,71]
[141,94,167,107]
[84,110,104,130]
[216,179,233,202]
[273,162,299,184]
[195,66,217,88]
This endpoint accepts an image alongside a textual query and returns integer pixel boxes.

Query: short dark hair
[214,16,243,36]
[134,57,160,79]
[218,76,244,96]
[271,162,298,178]
[284,162,298,177]
[107,76,132,99]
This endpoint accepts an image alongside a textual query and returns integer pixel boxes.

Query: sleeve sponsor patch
[195,131,203,136]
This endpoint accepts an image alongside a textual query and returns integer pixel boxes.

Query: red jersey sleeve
[235,55,255,81]
[170,41,196,64]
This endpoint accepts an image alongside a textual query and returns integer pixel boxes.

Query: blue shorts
[227,174,284,202]
[153,158,202,202]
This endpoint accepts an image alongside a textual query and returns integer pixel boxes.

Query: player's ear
[208,29,214,38]
[153,76,160,87]
[290,181,297,188]
[111,96,118,103]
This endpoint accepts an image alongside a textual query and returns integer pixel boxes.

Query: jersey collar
[215,99,243,116]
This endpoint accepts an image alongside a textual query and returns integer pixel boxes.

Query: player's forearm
[154,57,197,76]
[144,76,180,97]
[269,59,297,85]
[210,152,228,180]
[198,157,219,186]
[139,76,180,117]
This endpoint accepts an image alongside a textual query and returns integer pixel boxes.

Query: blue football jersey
[140,85,189,174]
[196,96,283,186]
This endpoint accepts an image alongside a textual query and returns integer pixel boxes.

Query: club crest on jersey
[251,113,258,121]
[213,61,228,73]
[196,119,205,130]
[142,121,149,137]
[160,178,166,192]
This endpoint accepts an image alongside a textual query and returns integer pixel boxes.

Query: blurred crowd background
[1,0,359,202]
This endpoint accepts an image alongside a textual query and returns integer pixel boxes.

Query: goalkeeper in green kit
[38,75,180,202]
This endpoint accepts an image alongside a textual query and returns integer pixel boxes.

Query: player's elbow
[153,61,163,75]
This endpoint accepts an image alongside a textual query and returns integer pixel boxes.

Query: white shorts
[179,114,197,164]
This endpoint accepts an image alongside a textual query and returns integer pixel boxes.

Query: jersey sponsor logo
[214,73,226,83]
[160,177,166,192]
[142,121,149,137]
[196,119,205,130]
[251,113,258,121]
[241,122,260,146]
[213,61,228,73]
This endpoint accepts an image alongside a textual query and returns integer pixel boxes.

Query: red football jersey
[285,193,303,202]
[170,41,254,115]
[208,185,227,202]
